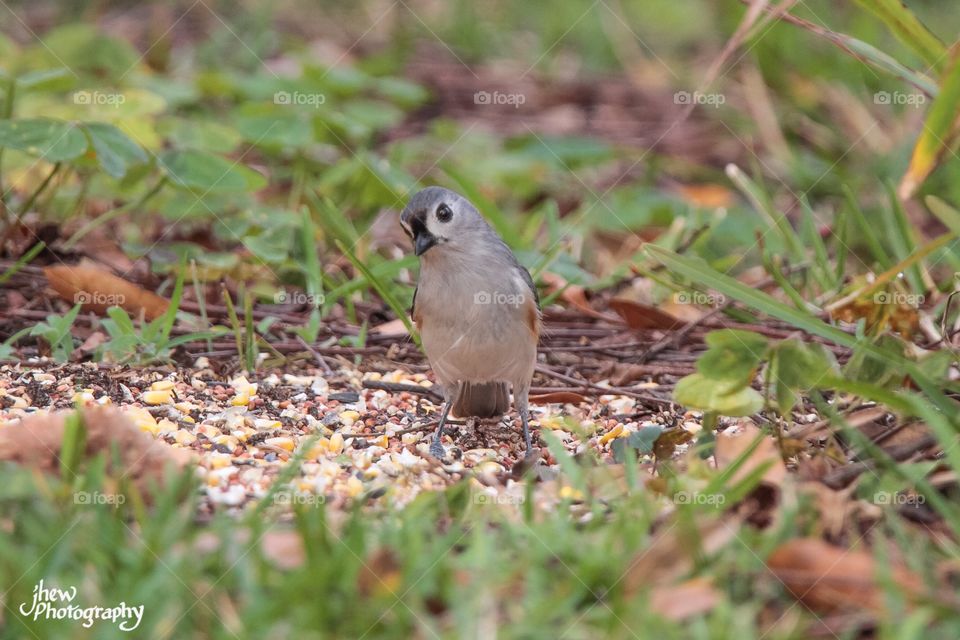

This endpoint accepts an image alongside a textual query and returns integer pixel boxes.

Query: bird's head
[399,187,488,258]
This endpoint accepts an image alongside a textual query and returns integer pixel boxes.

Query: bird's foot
[429,440,445,459]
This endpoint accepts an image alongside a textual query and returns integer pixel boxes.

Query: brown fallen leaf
[767,538,927,614]
[44,263,169,320]
[528,391,588,405]
[623,516,740,594]
[370,317,409,335]
[260,529,307,570]
[715,421,786,488]
[357,548,402,597]
[674,183,735,209]
[609,297,684,331]
[540,272,615,320]
[0,407,192,497]
[649,577,722,621]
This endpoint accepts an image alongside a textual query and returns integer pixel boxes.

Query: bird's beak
[401,208,438,256]
[413,231,438,256]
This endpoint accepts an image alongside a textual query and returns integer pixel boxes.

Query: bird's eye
[436,203,453,223]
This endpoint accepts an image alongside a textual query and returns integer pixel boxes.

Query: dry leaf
[261,530,307,570]
[674,184,735,209]
[715,421,786,488]
[623,516,739,593]
[528,391,588,405]
[0,407,192,497]
[371,317,409,335]
[357,548,402,597]
[44,264,169,320]
[540,272,614,320]
[609,297,684,330]
[767,538,926,613]
[649,577,721,620]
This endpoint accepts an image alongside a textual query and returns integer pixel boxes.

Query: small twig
[362,379,444,402]
[534,364,674,407]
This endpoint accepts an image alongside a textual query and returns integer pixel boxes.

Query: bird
[399,186,541,459]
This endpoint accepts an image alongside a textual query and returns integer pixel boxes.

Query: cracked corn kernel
[150,380,175,391]
[143,389,173,405]
[598,424,624,445]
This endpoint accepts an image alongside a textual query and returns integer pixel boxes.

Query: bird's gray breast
[416,251,535,385]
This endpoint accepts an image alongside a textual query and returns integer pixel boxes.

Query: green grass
[2,428,959,640]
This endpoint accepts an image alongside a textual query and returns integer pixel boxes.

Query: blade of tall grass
[851,0,947,72]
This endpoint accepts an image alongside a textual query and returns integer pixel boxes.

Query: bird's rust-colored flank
[524,296,541,341]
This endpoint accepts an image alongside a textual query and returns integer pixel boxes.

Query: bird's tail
[451,381,510,419]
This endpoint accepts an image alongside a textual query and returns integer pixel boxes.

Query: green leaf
[899,46,960,199]
[925,195,960,236]
[674,373,764,416]
[697,329,769,388]
[851,0,946,71]
[83,122,147,178]
[627,426,664,453]
[160,149,264,192]
[0,118,87,162]
[234,109,313,148]
[768,338,839,414]
[15,68,72,91]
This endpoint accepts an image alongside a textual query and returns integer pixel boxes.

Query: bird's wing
[517,264,540,309]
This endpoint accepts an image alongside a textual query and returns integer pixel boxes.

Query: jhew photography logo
[19,580,144,631]
[474,290,525,308]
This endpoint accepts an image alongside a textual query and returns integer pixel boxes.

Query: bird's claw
[429,441,445,459]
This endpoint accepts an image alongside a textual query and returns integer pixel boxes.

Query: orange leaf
[44,264,169,320]
[649,577,721,621]
[767,538,926,613]
[529,391,589,405]
[609,297,684,330]
[715,421,786,487]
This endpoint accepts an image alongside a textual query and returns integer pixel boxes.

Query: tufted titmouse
[400,187,541,459]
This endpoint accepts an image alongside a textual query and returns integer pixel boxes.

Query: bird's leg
[520,407,533,456]
[429,401,452,458]
[514,385,535,459]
